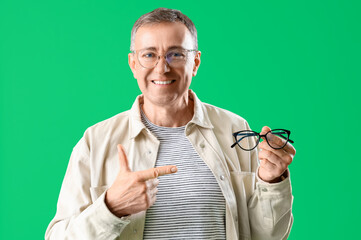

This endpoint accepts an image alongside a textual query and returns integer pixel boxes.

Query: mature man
[46,8,296,240]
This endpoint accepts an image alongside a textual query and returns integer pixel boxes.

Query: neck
[141,94,194,127]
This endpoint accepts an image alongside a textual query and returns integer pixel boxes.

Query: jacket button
[200,143,205,148]
[261,188,268,192]
[133,229,137,234]
[220,175,225,180]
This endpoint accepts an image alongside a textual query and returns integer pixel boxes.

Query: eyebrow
[140,46,185,51]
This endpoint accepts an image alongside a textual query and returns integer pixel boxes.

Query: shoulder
[83,110,131,139]
[201,102,249,129]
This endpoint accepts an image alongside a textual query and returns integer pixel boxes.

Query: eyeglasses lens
[236,131,258,151]
[138,49,188,68]
[266,130,289,149]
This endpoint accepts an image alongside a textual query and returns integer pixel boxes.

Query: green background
[1,0,360,239]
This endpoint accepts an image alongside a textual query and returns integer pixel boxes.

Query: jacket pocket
[230,171,255,202]
[89,185,109,203]
[230,171,255,237]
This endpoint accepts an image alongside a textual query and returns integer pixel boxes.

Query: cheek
[135,72,150,91]
[184,74,193,85]
[135,68,150,82]
[180,64,194,82]
[177,71,192,86]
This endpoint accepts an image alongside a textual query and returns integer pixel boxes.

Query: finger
[260,126,271,137]
[147,186,158,198]
[260,157,286,178]
[137,165,178,181]
[259,149,287,170]
[155,165,178,176]
[266,132,285,148]
[259,129,286,150]
[259,158,282,181]
[260,126,289,148]
[259,141,294,166]
[145,178,159,190]
[260,130,295,156]
[117,144,130,172]
[259,158,277,172]
[148,194,157,208]
[145,187,158,208]
[259,141,288,162]
[283,141,296,156]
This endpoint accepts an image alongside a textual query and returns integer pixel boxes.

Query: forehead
[134,22,194,50]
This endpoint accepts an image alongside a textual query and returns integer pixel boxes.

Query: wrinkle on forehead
[134,22,194,51]
[137,46,191,52]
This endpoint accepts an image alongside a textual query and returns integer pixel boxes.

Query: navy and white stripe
[141,109,226,240]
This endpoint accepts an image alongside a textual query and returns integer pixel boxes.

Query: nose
[154,55,170,74]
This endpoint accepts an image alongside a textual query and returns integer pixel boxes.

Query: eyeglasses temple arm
[231,133,257,148]
[231,135,246,148]
[272,132,295,143]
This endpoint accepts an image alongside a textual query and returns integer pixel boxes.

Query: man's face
[128,22,201,107]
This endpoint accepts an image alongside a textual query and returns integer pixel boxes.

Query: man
[46,8,296,240]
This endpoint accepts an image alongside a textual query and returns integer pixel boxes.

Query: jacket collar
[129,89,214,139]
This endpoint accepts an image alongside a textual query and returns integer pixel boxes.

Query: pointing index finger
[137,165,178,181]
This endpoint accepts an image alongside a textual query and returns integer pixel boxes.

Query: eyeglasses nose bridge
[259,133,267,139]
[154,53,171,68]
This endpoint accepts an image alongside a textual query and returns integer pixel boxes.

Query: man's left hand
[258,126,296,183]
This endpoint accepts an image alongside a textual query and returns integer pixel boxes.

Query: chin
[148,93,180,106]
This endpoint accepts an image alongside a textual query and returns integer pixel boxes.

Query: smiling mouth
[152,80,176,85]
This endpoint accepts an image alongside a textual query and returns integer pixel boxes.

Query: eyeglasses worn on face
[131,48,198,69]
[231,129,294,151]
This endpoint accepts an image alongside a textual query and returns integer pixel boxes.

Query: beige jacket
[45,90,293,240]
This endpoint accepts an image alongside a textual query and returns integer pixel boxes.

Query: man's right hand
[105,144,177,218]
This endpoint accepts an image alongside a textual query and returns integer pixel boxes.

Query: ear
[192,51,201,77]
[128,52,137,78]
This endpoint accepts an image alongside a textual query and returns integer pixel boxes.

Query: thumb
[260,126,271,139]
[117,144,131,172]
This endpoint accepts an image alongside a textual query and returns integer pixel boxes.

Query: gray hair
[130,8,198,51]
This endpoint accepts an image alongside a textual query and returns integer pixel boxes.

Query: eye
[167,51,186,59]
[141,51,157,59]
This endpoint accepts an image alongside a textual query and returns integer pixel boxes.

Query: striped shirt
[141,108,226,240]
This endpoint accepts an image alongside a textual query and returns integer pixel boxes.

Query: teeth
[153,80,173,85]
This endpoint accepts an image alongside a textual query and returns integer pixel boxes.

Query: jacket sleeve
[247,147,294,240]
[45,137,130,240]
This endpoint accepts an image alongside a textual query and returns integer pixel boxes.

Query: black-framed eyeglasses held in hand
[231,129,294,151]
